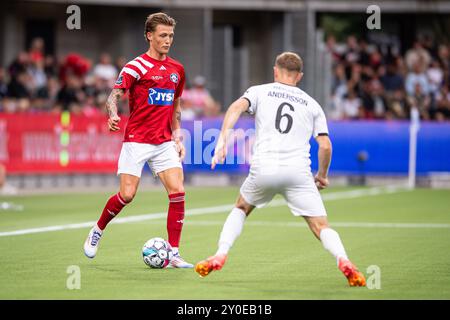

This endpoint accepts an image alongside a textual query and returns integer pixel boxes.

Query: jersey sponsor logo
[148,88,175,106]
[170,73,179,83]
[115,75,123,85]
[159,65,166,70]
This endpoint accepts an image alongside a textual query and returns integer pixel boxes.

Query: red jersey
[114,53,185,145]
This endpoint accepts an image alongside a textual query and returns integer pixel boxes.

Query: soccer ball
[142,237,173,269]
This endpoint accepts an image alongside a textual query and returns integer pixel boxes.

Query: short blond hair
[275,52,303,73]
[144,12,176,42]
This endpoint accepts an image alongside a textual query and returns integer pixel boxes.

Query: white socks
[216,208,247,255]
[319,228,348,265]
[94,224,103,234]
[215,211,348,264]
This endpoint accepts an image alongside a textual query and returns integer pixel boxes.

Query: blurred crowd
[0,37,221,118]
[327,35,450,121]
[2,36,450,122]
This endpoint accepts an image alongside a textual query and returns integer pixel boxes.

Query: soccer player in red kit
[84,12,193,268]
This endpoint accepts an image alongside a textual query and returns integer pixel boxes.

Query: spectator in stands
[422,34,438,60]
[59,53,91,85]
[7,71,30,99]
[427,59,444,96]
[92,53,117,88]
[181,75,220,119]
[331,64,348,98]
[29,38,45,65]
[34,76,59,111]
[57,74,84,111]
[29,59,48,94]
[325,34,341,64]
[370,78,388,118]
[405,40,431,72]
[8,52,29,81]
[405,62,430,96]
[350,63,363,87]
[368,47,383,70]
[407,82,431,120]
[44,55,57,78]
[387,89,409,119]
[344,35,360,64]
[360,80,375,119]
[1,98,15,113]
[434,85,450,121]
[16,97,31,113]
[358,39,371,66]
[339,89,362,119]
[437,44,450,84]
[68,101,83,114]
[380,63,404,93]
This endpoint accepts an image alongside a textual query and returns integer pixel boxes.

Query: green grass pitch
[0,186,449,299]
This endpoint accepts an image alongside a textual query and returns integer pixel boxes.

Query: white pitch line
[0,187,409,237]
[184,220,450,229]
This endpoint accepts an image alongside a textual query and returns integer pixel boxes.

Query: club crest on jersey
[115,75,123,85]
[148,88,175,106]
[170,73,179,83]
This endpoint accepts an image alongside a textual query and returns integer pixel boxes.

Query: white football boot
[167,253,194,268]
[84,226,103,258]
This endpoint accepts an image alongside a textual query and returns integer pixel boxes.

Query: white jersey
[242,82,328,172]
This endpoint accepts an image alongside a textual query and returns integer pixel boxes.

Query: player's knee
[308,218,329,238]
[120,187,137,203]
[235,199,253,216]
[168,185,184,195]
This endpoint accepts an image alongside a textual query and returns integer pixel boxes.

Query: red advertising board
[0,113,124,174]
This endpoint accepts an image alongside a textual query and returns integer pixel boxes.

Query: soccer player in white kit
[195,52,366,286]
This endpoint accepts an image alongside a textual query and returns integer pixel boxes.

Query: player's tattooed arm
[106,88,125,117]
[172,98,185,160]
[172,98,182,133]
[106,88,125,131]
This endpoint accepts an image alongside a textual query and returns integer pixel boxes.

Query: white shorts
[240,167,327,217]
[117,141,182,178]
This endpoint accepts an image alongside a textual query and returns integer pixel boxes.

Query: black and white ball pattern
[142,237,173,269]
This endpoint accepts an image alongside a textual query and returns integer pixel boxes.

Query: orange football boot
[195,254,227,278]
[338,258,366,287]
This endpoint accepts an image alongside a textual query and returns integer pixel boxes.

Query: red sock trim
[117,192,130,205]
[169,192,185,203]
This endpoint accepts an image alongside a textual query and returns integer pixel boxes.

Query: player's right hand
[211,139,227,170]
[108,115,121,131]
[314,175,329,190]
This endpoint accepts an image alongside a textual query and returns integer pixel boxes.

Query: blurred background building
[0,0,450,193]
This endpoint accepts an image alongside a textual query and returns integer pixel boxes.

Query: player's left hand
[314,175,329,190]
[174,139,185,161]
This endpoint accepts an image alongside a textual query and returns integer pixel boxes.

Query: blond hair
[275,52,303,73]
[144,12,176,42]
